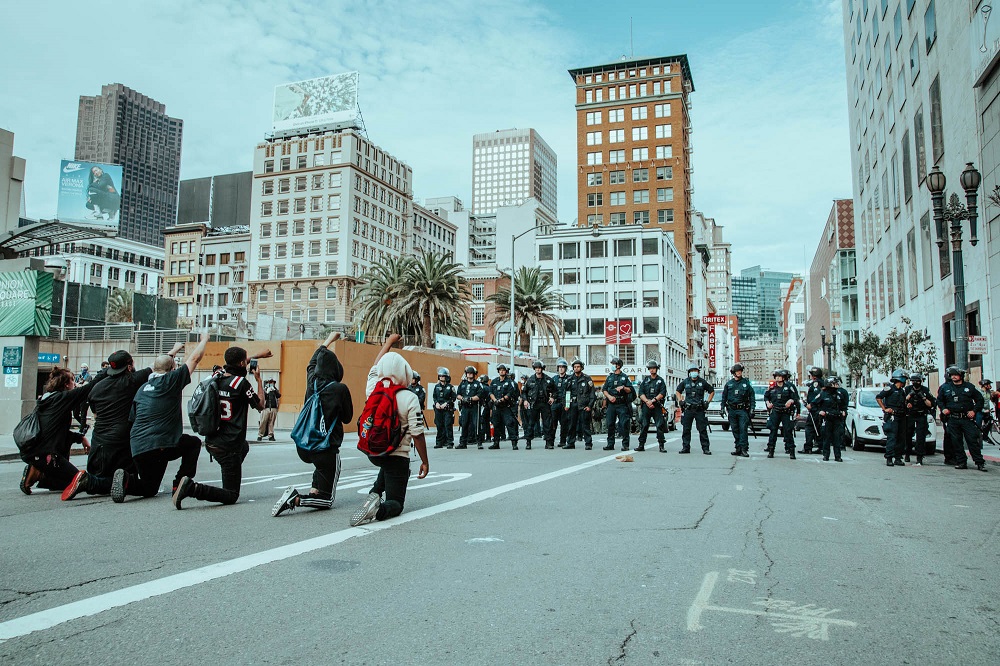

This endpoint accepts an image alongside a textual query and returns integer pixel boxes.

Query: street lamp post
[926,162,981,371]
[509,223,564,372]
[820,325,838,374]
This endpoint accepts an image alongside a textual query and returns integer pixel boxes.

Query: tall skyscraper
[471,128,557,217]
[75,84,183,247]
[568,56,695,350]
[734,266,798,341]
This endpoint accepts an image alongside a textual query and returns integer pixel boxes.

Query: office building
[471,128,557,217]
[177,171,253,228]
[707,223,732,315]
[737,266,798,341]
[75,84,183,246]
[732,276,760,341]
[1,129,25,234]
[410,203,457,259]
[25,236,163,296]
[467,198,557,268]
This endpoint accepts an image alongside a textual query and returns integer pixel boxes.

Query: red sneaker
[61,471,89,501]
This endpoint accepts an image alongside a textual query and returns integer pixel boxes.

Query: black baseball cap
[106,350,133,375]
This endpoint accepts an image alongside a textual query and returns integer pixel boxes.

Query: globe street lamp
[926,162,981,371]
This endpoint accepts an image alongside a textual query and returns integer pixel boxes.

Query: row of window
[259,239,340,260]
[261,218,340,238]
[586,147,673,165]
[554,264,660,285]
[258,308,341,324]
[561,289,663,309]
[585,125,673,144]
[264,152,340,173]
[583,83,675,104]
[562,317,662,336]
[586,189,674,207]
[539,237,659,261]
[585,104,672,126]
[587,167,674,185]
[582,64,670,83]
[259,262,339,280]
[262,196,339,216]
[583,210,674,225]
[258,285,338,303]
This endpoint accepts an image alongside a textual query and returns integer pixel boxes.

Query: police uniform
[816,384,849,461]
[720,376,755,455]
[636,374,669,451]
[676,376,714,453]
[489,374,520,449]
[802,377,825,454]
[566,369,595,448]
[904,382,935,461]
[876,383,908,463]
[603,370,635,451]
[937,379,986,468]
[550,371,571,447]
[408,382,426,412]
[522,372,555,449]
[764,383,799,456]
[456,375,484,449]
[432,380,457,448]
[478,376,491,443]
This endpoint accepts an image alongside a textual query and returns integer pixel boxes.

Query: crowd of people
[14,338,995,526]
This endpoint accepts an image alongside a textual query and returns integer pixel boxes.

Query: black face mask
[225,364,247,377]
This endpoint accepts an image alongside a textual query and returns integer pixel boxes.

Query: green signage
[0,271,54,337]
[3,346,23,367]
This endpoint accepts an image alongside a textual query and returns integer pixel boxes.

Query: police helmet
[497,364,509,372]
[890,369,907,384]
[981,379,993,386]
[946,365,966,378]
[412,373,421,381]
[909,373,924,383]
[646,360,660,369]
[809,366,824,378]
[773,369,790,379]
[437,367,450,378]
[556,358,569,368]
[813,378,828,389]
[532,360,545,370]
[464,365,477,375]
[610,357,623,367]
[479,374,490,383]
[826,376,841,387]
[571,358,584,369]
[730,363,744,374]
[688,363,700,372]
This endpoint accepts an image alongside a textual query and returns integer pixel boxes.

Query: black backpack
[13,403,43,454]
[188,375,222,436]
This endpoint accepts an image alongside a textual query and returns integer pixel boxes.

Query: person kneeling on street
[351,334,429,526]
[273,332,354,516]
[111,332,210,502]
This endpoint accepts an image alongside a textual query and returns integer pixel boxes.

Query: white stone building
[32,236,163,296]
[472,128,557,218]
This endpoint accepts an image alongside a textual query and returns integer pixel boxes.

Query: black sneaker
[272,487,299,517]
[635,445,645,452]
[895,459,904,467]
[512,443,519,450]
[977,463,988,471]
[621,446,630,451]
[566,444,577,449]
[19,464,41,495]
[954,462,968,469]
[257,436,263,441]
[789,451,796,460]
[835,457,843,462]
[767,451,774,458]
[525,442,531,450]
[703,449,712,455]
[455,444,468,449]
[603,445,615,451]
[886,459,894,467]
[268,436,275,442]
[739,450,750,458]
[477,444,483,450]
[583,445,591,450]
[679,449,691,454]
[730,450,740,456]
[172,476,194,510]
[111,468,128,504]
[488,444,500,450]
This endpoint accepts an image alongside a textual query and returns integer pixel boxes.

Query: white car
[846,387,937,451]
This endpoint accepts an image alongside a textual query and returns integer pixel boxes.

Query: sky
[0,0,852,275]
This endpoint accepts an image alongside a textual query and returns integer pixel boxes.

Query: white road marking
[735,485,744,490]
[953,505,970,508]
[822,517,839,521]
[0,454,619,644]
[465,537,504,544]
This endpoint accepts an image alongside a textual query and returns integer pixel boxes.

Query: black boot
[789,451,796,460]
[512,442,519,451]
[525,441,531,450]
[886,459,894,466]
[739,449,750,458]
[488,443,500,450]
[767,450,775,458]
[659,445,666,453]
[954,461,968,469]
[603,444,615,451]
[977,462,988,471]
[636,444,645,451]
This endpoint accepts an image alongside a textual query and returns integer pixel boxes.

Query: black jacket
[523,373,555,406]
[305,347,354,448]
[28,377,105,459]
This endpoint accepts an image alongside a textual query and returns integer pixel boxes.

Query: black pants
[567,405,593,446]
[73,403,88,428]
[297,445,342,501]
[906,414,930,456]
[367,454,411,520]
[524,404,551,443]
[549,405,568,445]
[883,416,908,460]
[189,441,249,505]
[766,411,794,452]
[86,435,136,495]
[23,452,79,491]
[638,404,667,446]
[127,435,202,497]
[605,403,631,448]
[803,411,822,451]
[492,406,518,445]
[727,409,750,452]
[948,416,985,465]
[821,418,845,459]
[458,406,479,446]
[681,407,710,451]
[434,409,454,447]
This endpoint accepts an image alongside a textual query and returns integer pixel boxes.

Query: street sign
[702,314,727,325]
[37,352,61,364]
[604,320,632,344]
[3,346,22,368]
[969,335,989,355]
[3,366,21,374]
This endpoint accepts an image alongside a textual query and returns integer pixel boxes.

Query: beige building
[738,339,787,385]
[411,203,457,259]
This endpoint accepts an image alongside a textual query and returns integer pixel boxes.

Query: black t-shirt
[207,373,261,450]
[88,369,154,448]
[130,365,191,457]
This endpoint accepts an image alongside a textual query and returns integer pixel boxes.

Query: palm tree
[487,266,567,353]
[395,252,472,347]
[354,256,415,341]
[107,288,133,324]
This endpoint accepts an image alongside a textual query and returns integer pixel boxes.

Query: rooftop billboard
[57,160,122,231]
[272,72,360,132]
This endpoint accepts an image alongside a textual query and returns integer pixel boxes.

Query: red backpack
[357,381,406,456]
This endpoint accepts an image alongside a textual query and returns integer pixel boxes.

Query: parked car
[706,387,728,430]
[705,383,772,436]
[846,387,937,451]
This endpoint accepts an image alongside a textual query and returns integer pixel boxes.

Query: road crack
[0,562,173,607]
[607,618,638,665]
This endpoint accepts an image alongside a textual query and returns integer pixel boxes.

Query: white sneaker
[272,486,299,517]
[350,492,382,526]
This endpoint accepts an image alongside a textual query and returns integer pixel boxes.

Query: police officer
[550,358,571,448]
[408,372,426,411]
[904,373,935,465]
[603,357,635,451]
[800,366,825,455]
[937,366,987,471]
[489,364,520,450]
[816,376,849,462]
[636,360,669,452]
[456,366,484,449]
[720,362,754,458]
[764,369,799,459]
[522,361,555,450]
[478,374,491,443]
[432,367,457,449]
[876,370,909,467]
[566,358,595,449]
[675,363,714,454]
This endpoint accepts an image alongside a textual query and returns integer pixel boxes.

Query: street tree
[107,288,133,324]
[842,330,883,385]
[881,316,938,375]
[487,266,568,352]
[355,256,415,341]
[393,252,472,347]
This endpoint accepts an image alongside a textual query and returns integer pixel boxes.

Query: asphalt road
[1,428,998,665]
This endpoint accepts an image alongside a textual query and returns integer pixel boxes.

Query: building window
[258,289,268,303]
[609,109,624,122]
[261,201,273,217]
[656,166,673,180]
[642,238,658,255]
[655,146,672,159]
[614,239,635,257]
[632,147,649,160]
[633,190,649,204]
[909,35,920,82]
[472,284,484,300]
[633,211,650,225]
[642,317,660,334]
[280,157,290,171]
[587,152,603,165]
[657,209,674,224]
[914,106,927,184]
[609,170,626,184]
[472,307,485,326]
[587,173,603,186]
[642,290,659,307]
[587,292,607,308]
[259,245,270,259]
[326,285,338,300]
[587,193,604,207]
[564,294,579,309]
[264,160,274,173]
[586,111,602,125]
[632,168,649,183]
[587,240,606,258]
[610,212,627,225]
[631,127,648,141]
[609,129,625,143]
[259,266,269,280]
[588,319,605,336]
[587,266,608,283]
[655,124,672,139]
[656,187,674,202]
[615,291,636,308]
[924,0,936,53]
[586,131,602,145]
[631,106,648,120]
[274,288,285,302]
[642,264,658,281]
[615,266,635,282]
[563,319,579,335]
[654,103,670,118]
[928,76,944,164]
[560,268,580,285]
[262,181,273,195]
[560,242,580,259]
[609,192,626,206]
[609,150,625,163]
[539,244,553,261]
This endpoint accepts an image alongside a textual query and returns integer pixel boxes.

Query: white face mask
[689,371,699,379]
